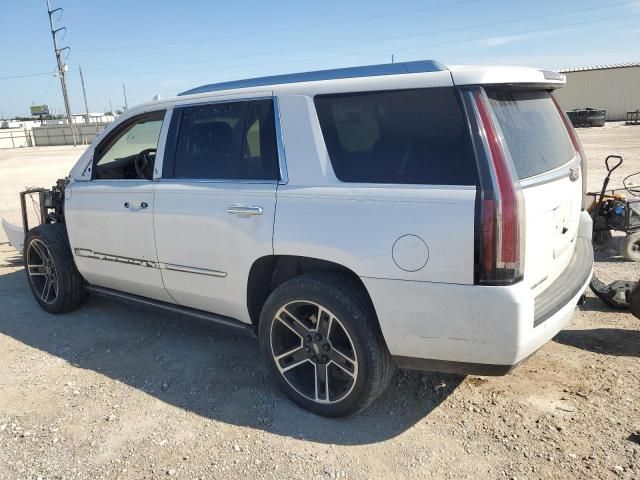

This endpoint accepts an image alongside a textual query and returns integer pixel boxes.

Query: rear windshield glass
[487,89,576,179]
[314,88,477,185]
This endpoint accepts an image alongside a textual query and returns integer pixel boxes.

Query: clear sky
[1,0,638,118]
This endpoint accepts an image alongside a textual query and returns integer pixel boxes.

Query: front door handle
[125,201,148,209]
[227,205,263,216]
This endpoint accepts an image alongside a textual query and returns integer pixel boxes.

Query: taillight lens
[552,95,588,209]
[462,88,525,285]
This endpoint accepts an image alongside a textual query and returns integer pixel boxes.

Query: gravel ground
[0,124,638,480]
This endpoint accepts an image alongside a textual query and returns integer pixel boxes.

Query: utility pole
[122,83,128,110]
[47,0,76,146]
[391,54,395,64]
[109,98,113,114]
[79,66,90,123]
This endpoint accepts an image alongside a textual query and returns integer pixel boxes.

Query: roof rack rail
[179,59,447,96]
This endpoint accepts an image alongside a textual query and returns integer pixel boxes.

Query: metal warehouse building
[554,62,640,121]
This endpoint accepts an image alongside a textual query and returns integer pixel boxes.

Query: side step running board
[85,285,257,338]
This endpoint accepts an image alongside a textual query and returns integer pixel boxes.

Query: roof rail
[179,59,447,96]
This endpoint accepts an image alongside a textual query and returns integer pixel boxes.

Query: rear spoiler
[449,66,566,89]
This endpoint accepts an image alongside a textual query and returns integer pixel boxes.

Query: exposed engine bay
[24,178,68,224]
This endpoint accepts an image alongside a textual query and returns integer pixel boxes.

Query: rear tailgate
[486,89,583,296]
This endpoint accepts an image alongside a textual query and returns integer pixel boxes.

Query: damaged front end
[1,178,68,253]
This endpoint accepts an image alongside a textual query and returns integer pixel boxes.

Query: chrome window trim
[274,96,289,185]
[156,178,278,185]
[171,95,272,110]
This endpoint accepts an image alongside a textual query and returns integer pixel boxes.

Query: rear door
[486,89,582,295]
[153,98,280,323]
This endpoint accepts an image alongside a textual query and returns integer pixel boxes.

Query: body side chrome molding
[74,248,228,278]
[74,248,159,268]
[162,263,227,277]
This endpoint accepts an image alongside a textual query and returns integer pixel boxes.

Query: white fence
[31,123,109,146]
[0,123,110,149]
[0,129,33,149]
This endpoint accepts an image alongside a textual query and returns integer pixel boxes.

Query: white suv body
[22,60,593,416]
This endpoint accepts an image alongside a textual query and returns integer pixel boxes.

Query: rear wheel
[621,232,640,262]
[24,223,85,314]
[258,273,394,417]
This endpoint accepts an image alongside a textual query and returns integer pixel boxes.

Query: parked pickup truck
[6,60,593,417]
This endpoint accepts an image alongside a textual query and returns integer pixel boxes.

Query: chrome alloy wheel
[26,239,59,305]
[270,300,358,404]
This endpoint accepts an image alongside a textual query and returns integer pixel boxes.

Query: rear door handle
[227,205,263,216]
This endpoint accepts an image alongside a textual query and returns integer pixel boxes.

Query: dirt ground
[0,124,638,480]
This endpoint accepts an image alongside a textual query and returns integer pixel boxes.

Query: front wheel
[258,273,394,417]
[24,223,85,314]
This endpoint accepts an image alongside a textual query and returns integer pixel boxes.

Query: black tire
[23,223,85,314]
[258,272,395,417]
[621,232,640,262]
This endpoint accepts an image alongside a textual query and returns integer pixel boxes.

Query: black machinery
[587,155,640,315]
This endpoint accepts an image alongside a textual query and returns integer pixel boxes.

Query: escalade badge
[569,167,580,182]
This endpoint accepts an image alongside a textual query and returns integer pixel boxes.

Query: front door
[154,98,280,322]
[65,110,173,302]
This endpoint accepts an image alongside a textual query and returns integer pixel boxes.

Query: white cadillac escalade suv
[18,60,593,417]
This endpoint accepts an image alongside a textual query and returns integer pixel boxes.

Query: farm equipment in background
[587,155,640,313]
[587,155,640,261]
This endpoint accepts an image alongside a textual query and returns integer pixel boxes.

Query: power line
[0,71,55,81]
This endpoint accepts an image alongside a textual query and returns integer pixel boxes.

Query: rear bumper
[363,212,593,374]
[533,236,593,327]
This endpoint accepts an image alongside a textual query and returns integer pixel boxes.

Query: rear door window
[314,88,477,185]
[167,99,279,180]
[486,89,576,179]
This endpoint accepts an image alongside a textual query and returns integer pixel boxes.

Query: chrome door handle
[227,205,263,216]
[125,201,148,209]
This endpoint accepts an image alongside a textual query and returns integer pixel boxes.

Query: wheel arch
[247,254,379,330]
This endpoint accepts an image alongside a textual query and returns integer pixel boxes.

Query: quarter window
[314,88,477,185]
[170,99,279,180]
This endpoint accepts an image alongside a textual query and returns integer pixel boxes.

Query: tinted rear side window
[486,89,576,179]
[171,99,279,180]
[314,88,477,185]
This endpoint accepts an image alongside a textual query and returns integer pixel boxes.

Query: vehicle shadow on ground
[555,327,640,357]
[0,269,462,445]
[577,296,625,314]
